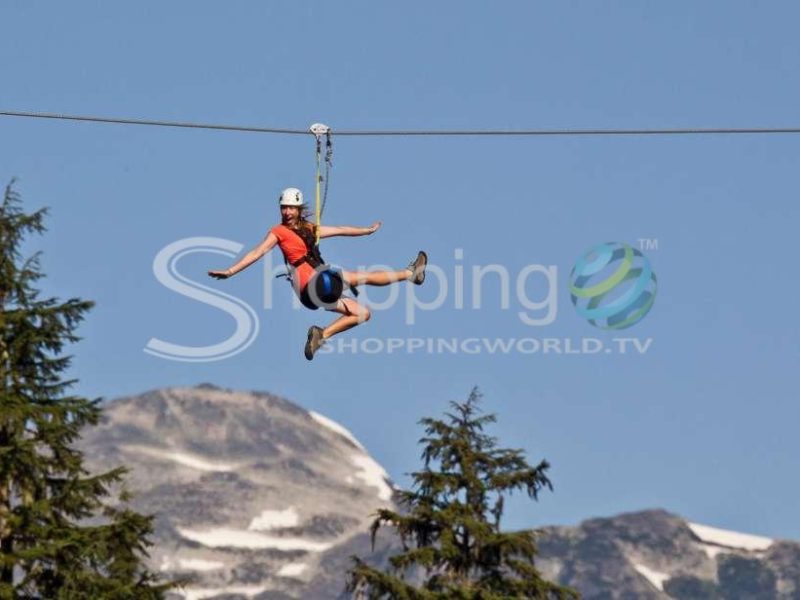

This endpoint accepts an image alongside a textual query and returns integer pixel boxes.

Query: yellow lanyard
[315,140,322,245]
[309,123,331,245]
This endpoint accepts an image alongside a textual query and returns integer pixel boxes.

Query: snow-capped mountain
[78,385,800,599]
[77,384,397,600]
[534,509,799,599]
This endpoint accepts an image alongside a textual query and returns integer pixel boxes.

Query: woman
[208,187,427,360]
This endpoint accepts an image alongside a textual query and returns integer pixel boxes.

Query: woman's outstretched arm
[318,221,381,239]
[208,231,278,279]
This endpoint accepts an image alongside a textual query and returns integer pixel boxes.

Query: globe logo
[569,242,657,330]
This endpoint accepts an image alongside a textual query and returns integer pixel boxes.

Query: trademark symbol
[637,238,659,251]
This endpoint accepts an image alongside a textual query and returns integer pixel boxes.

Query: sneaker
[304,325,325,360]
[407,251,427,285]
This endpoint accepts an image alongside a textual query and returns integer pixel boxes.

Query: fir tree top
[346,387,579,599]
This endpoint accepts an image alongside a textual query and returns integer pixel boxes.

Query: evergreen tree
[346,387,578,599]
[0,183,174,599]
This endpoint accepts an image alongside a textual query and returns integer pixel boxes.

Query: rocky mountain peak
[79,385,396,599]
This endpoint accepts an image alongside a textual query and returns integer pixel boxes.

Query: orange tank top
[270,224,316,291]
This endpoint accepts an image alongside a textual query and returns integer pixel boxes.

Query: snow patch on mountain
[633,563,670,591]
[160,557,225,572]
[277,562,309,577]
[309,410,366,452]
[248,507,301,531]
[177,527,333,551]
[350,454,393,501]
[688,522,773,551]
[123,445,237,472]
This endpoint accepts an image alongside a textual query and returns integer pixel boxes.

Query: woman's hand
[208,269,232,280]
[367,221,382,234]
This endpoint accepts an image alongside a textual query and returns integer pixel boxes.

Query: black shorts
[299,268,345,310]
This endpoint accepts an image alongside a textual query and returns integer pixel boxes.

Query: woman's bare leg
[341,269,410,287]
[341,252,426,288]
[322,297,371,339]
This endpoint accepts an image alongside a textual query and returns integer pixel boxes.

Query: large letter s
[144,237,259,362]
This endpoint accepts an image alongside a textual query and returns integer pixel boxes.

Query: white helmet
[279,187,304,206]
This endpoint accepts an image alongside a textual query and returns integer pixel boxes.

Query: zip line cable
[4,109,800,138]
[0,110,307,135]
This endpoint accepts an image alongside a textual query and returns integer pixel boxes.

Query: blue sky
[2,2,799,539]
